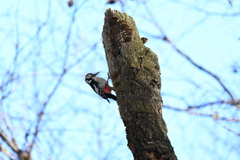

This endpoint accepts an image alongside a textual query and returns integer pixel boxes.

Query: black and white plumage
[85,72,117,103]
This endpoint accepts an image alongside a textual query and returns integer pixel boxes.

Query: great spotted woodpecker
[85,72,117,103]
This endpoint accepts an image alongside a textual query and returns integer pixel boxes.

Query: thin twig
[216,120,240,136]
[169,0,239,16]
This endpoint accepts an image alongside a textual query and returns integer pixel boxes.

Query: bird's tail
[106,93,117,101]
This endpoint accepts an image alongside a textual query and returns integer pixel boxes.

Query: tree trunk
[102,9,178,160]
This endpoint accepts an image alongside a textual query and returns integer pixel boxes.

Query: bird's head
[85,72,100,83]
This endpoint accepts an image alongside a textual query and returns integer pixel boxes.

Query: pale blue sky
[0,0,240,160]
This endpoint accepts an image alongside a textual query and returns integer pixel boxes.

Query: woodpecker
[85,72,117,103]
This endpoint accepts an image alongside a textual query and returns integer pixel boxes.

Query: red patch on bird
[103,84,111,94]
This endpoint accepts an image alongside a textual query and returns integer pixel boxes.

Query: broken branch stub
[102,8,177,160]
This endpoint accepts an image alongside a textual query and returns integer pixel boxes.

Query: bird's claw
[107,72,111,81]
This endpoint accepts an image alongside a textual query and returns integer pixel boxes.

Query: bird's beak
[93,71,100,77]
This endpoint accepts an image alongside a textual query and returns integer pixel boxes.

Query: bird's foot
[107,72,112,81]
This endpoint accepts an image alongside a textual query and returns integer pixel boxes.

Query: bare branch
[142,1,236,101]
[25,6,76,154]
[228,0,233,7]
[187,99,240,110]
[164,37,235,101]
[1,113,18,149]
[163,105,240,122]
[27,70,66,153]
[0,145,14,160]
[0,130,19,153]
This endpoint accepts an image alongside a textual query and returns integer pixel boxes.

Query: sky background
[0,0,240,160]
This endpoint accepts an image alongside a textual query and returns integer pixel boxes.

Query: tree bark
[102,9,178,160]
